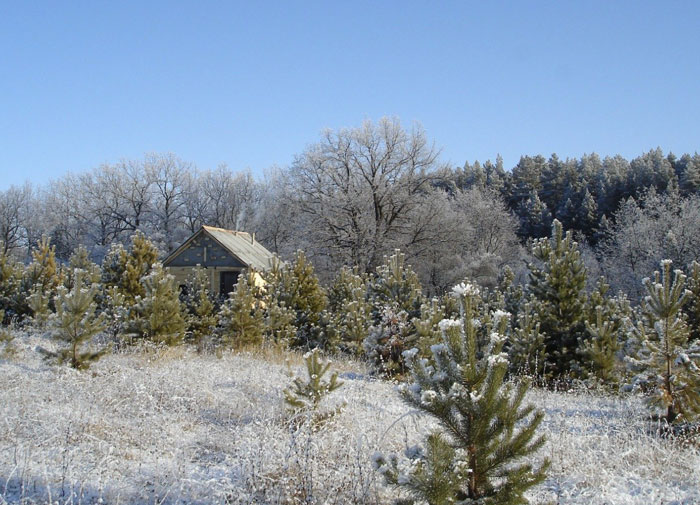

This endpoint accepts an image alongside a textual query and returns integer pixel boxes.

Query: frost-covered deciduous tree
[145,153,191,252]
[46,269,108,369]
[373,283,548,505]
[290,118,442,273]
[0,183,33,255]
[600,190,700,298]
[628,260,700,423]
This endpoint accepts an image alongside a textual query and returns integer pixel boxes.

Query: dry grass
[0,331,698,505]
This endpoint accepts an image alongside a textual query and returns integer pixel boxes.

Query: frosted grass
[0,333,698,504]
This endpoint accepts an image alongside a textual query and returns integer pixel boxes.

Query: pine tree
[100,243,128,294]
[182,266,218,351]
[218,270,264,349]
[131,263,186,346]
[369,250,423,323]
[121,232,159,303]
[65,246,101,289]
[102,285,129,342]
[508,299,547,378]
[25,236,63,328]
[263,299,297,347]
[264,252,328,349]
[583,306,620,385]
[499,266,523,319]
[628,260,700,423]
[0,308,15,357]
[283,348,345,423]
[327,266,372,355]
[363,304,417,377]
[25,236,62,294]
[581,279,631,385]
[528,219,588,378]
[0,249,25,322]
[684,261,700,343]
[363,250,425,374]
[373,283,549,505]
[414,297,449,357]
[46,269,108,370]
[517,191,553,239]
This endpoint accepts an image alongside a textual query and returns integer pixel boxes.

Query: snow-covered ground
[1,333,698,505]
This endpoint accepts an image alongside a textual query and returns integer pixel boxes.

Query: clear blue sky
[1,1,698,190]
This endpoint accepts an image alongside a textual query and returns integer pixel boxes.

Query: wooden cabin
[163,226,275,296]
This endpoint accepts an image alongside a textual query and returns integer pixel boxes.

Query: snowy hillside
[1,333,698,505]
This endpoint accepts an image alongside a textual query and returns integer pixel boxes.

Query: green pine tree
[369,250,423,323]
[581,279,631,385]
[508,299,547,378]
[264,252,328,349]
[65,246,101,289]
[283,348,345,424]
[121,233,159,303]
[100,243,128,294]
[363,304,418,377]
[102,285,129,342]
[327,266,372,355]
[0,308,15,357]
[182,266,218,351]
[263,299,297,348]
[499,266,524,320]
[373,282,549,504]
[46,269,108,370]
[628,260,700,423]
[218,270,265,349]
[0,249,25,322]
[684,261,700,343]
[25,236,63,328]
[528,219,588,378]
[101,233,159,305]
[583,306,620,385]
[131,263,186,346]
[414,297,449,357]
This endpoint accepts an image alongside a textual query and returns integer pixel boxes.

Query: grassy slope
[0,333,698,505]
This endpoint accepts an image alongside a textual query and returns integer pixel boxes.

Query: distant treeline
[0,119,698,298]
[449,148,700,242]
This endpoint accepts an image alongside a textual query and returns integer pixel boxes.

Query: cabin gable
[165,233,247,268]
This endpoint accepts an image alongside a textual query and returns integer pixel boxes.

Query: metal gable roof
[202,226,275,270]
[163,226,275,271]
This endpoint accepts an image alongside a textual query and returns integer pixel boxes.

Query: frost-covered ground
[1,333,698,505]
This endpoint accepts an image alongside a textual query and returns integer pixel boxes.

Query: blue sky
[1,1,698,190]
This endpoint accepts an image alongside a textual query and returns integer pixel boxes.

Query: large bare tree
[145,153,191,251]
[0,183,33,255]
[290,118,443,273]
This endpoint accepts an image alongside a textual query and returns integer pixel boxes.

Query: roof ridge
[203,225,250,235]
